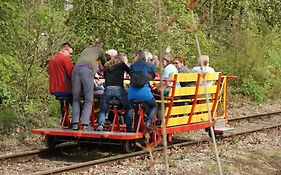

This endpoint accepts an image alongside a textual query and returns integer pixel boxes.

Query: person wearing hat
[105,49,118,61]
[162,52,180,95]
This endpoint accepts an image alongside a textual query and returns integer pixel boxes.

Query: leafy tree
[0,0,71,127]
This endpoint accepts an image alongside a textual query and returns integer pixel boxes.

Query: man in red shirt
[48,42,74,122]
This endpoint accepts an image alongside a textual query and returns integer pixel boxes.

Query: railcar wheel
[44,135,57,149]
[122,140,136,153]
[205,128,223,140]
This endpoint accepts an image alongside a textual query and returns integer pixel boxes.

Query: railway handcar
[32,72,235,152]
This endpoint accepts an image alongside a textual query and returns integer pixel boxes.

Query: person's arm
[64,57,74,79]
[99,51,107,66]
[162,67,169,79]
[147,64,156,80]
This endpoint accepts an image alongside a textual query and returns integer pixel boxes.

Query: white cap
[105,49,118,57]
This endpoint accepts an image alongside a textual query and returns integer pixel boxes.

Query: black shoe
[72,123,79,130]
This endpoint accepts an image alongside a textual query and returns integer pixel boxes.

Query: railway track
[1,111,281,175]
[228,111,281,122]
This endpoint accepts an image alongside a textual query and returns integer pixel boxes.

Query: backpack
[130,64,147,88]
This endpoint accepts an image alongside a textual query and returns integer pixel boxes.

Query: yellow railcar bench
[154,72,234,143]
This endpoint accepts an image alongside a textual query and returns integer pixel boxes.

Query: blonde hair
[198,55,210,66]
[104,54,124,71]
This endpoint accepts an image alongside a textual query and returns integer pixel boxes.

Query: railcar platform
[32,128,143,140]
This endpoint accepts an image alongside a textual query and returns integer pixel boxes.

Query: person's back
[128,50,157,131]
[128,59,155,101]
[97,54,132,131]
[104,62,129,87]
[76,47,106,74]
[48,43,73,95]
[48,42,74,124]
[192,55,215,86]
[72,41,106,131]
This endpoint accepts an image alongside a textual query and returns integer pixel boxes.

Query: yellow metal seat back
[164,72,222,127]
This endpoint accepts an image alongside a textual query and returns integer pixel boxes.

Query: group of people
[48,42,215,132]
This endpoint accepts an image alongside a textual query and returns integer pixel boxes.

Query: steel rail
[32,119,281,175]
[0,148,48,160]
[0,143,77,161]
[228,111,281,122]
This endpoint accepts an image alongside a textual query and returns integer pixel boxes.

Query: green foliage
[239,78,268,102]
[0,1,72,132]
[0,0,281,133]
[0,108,18,133]
[0,54,19,107]
[0,86,13,108]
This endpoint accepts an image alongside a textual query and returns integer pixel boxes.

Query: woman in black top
[97,54,132,131]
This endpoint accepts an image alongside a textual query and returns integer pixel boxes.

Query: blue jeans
[98,86,132,132]
[132,97,157,130]
[72,65,94,125]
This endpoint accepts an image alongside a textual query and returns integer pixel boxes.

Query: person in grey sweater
[71,41,106,131]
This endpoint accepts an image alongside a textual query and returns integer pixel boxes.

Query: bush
[239,78,268,102]
[0,85,14,108]
[0,107,18,133]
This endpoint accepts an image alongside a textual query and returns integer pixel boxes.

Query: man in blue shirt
[128,50,157,131]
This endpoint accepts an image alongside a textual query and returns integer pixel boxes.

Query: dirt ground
[1,99,281,175]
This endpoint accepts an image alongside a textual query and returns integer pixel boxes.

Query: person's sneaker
[82,125,91,131]
[145,124,152,134]
[72,123,79,130]
[96,125,104,131]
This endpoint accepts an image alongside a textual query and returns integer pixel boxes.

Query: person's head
[134,50,146,62]
[198,55,210,66]
[120,53,129,65]
[104,53,124,71]
[151,55,160,67]
[59,42,73,57]
[161,52,173,67]
[144,50,153,62]
[93,40,102,48]
[174,56,186,69]
[105,49,118,61]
